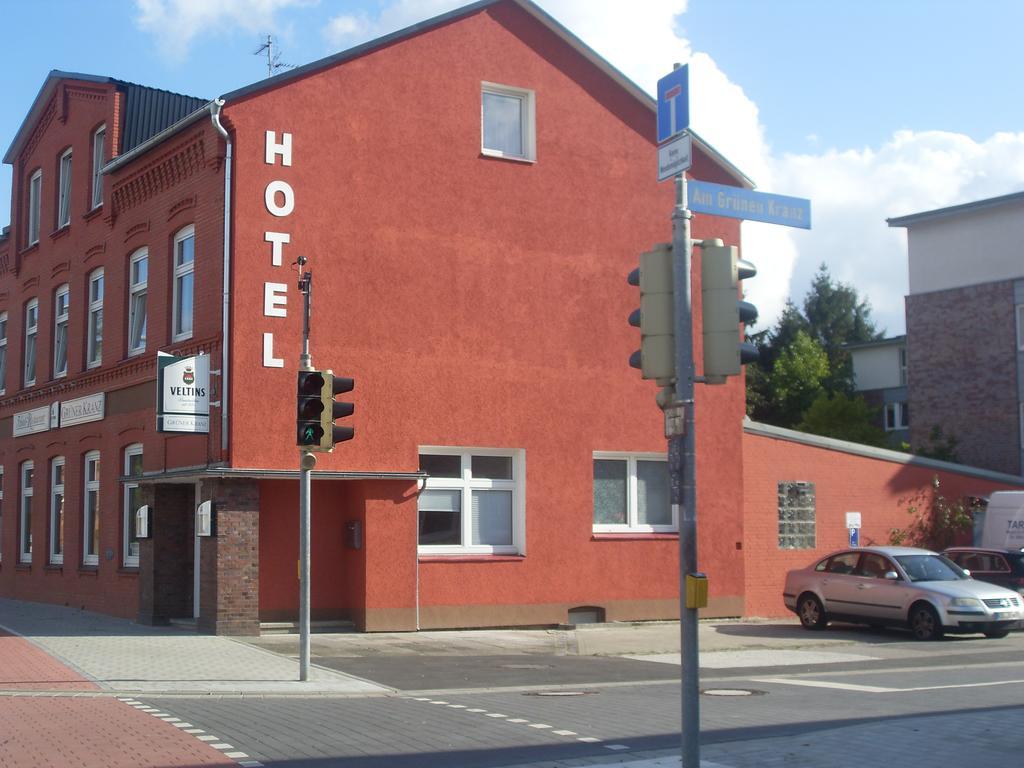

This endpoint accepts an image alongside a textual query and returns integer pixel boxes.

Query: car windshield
[895,554,967,582]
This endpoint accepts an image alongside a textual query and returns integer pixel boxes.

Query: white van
[979,491,1024,549]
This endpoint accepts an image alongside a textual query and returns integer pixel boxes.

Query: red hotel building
[2,0,1020,634]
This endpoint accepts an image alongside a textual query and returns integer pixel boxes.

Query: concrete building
[889,192,1024,475]
[847,335,909,446]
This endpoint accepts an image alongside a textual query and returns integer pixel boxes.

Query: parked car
[943,547,1024,596]
[783,546,1024,640]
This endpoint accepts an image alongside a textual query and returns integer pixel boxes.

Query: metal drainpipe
[209,99,231,453]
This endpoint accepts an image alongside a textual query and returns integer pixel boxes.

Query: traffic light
[699,238,759,384]
[628,243,675,381]
[296,370,355,451]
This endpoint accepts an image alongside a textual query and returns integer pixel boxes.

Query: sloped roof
[2,71,207,164]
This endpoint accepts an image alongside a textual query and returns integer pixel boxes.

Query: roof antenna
[254,34,297,77]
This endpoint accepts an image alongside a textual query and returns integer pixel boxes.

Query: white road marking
[752,677,1024,693]
[528,723,552,729]
[553,730,577,736]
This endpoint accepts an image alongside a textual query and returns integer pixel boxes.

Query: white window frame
[0,311,7,396]
[87,268,104,368]
[481,82,536,162]
[592,452,675,533]
[27,169,42,246]
[53,284,69,378]
[885,401,909,431]
[91,125,105,209]
[898,345,908,386]
[19,460,33,564]
[127,248,148,355]
[57,148,72,229]
[49,456,65,566]
[24,298,38,387]
[418,447,525,555]
[172,225,195,341]
[83,451,100,566]
[123,443,143,567]
[0,466,5,562]
[1016,305,1024,352]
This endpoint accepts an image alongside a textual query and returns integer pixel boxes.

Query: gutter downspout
[210,99,231,454]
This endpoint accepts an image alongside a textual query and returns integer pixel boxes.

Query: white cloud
[135,0,309,59]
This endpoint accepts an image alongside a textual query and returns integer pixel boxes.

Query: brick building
[2,0,1021,634]
[889,193,1024,476]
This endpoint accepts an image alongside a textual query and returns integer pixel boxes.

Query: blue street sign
[688,180,812,230]
[657,65,689,144]
[849,528,860,547]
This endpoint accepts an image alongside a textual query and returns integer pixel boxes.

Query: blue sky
[4,0,1024,335]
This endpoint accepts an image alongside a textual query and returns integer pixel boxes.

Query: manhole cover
[701,688,763,697]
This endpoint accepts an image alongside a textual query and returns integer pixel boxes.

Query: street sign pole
[297,260,314,682]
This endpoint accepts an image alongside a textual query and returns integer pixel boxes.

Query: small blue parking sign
[657,65,689,144]
[849,528,860,547]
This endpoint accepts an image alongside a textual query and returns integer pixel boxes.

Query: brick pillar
[197,478,260,635]
[138,484,195,625]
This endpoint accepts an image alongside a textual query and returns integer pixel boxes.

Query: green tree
[798,392,887,447]
[766,330,829,427]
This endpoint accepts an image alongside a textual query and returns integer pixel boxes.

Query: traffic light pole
[668,169,700,767]
[297,260,313,682]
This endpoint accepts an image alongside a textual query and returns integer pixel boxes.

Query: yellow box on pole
[685,572,708,609]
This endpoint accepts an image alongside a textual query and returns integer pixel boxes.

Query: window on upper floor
[53,284,69,379]
[57,148,72,229]
[593,453,673,533]
[173,225,195,342]
[885,401,909,431]
[418,448,525,555]
[0,311,7,395]
[128,248,148,355]
[898,345,907,386]
[123,443,143,567]
[49,456,65,566]
[27,169,42,246]
[91,125,105,210]
[1016,305,1024,352]
[481,82,536,162]
[24,299,38,387]
[87,269,104,368]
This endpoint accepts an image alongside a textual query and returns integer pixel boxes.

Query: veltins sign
[157,352,210,433]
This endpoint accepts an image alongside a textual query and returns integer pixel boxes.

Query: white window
[87,269,103,368]
[127,248,148,355]
[57,148,72,229]
[83,451,100,566]
[20,460,33,564]
[91,125,105,209]
[418,448,525,554]
[592,453,674,532]
[27,169,42,246]
[885,401,909,431]
[898,345,907,386]
[0,311,7,395]
[123,443,143,567]
[53,284,69,378]
[172,225,195,341]
[481,82,536,162]
[0,466,4,561]
[1017,305,1024,352]
[49,457,65,565]
[24,299,38,387]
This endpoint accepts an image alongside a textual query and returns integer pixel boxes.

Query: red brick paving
[0,631,234,767]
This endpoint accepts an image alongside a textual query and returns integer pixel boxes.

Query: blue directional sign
[657,65,689,144]
[688,180,812,230]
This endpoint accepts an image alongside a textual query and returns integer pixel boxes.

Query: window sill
[78,565,99,576]
[480,150,536,165]
[418,554,525,563]
[16,562,32,571]
[45,563,63,572]
[50,225,70,242]
[83,205,103,222]
[19,242,39,257]
[118,566,140,575]
[591,532,679,541]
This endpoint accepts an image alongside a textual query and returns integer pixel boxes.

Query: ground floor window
[49,457,65,565]
[19,461,33,563]
[83,451,100,566]
[417,447,524,554]
[779,481,816,549]
[123,444,143,567]
[592,453,673,532]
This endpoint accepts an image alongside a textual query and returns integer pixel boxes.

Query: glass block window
[778,481,816,549]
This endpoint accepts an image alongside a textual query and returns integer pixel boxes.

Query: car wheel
[909,603,944,641]
[984,629,1010,639]
[797,593,827,630]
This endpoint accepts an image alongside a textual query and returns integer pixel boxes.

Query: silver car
[783,546,1024,640]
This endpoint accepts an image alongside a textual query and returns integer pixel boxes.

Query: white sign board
[657,133,692,182]
[60,393,105,427]
[846,511,862,529]
[157,352,210,433]
[13,405,53,437]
